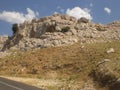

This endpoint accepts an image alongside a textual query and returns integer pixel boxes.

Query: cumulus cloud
[104,7,111,14]
[0,8,39,24]
[66,7,92,20]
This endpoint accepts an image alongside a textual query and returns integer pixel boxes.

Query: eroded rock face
[90,58,120,90]
[0,35,8,50]
[1,14,120,51]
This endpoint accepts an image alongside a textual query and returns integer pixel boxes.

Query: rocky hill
[0,14,120,90]
[1,14,120,51]
[0,35,8,49]
[1,41,120,90]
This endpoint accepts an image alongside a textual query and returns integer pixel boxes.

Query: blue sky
[0,0,119,35]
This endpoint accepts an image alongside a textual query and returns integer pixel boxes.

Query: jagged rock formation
[0,35,8,50]
[1,14,120,51]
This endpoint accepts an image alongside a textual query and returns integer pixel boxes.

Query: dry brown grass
[0,40,120,90]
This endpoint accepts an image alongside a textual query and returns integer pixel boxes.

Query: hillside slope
[0,40,120,90]
[0,14,120,90]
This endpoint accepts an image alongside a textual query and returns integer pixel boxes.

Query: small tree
[12,23,18,34]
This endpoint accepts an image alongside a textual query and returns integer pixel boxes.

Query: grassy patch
[0,40,120,90]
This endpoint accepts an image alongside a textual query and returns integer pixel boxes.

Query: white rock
[107,48,115,53]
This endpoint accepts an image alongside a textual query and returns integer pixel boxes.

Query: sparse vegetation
[12,23,19,34]
[1,14,120,90]
[61,26,70,33]
[0,40,120,90]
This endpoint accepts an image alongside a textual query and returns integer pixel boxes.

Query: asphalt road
[0,77,42,90]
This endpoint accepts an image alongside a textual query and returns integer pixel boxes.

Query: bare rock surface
[0,35,8,50]
[1,14,120,51]
[90,58,120,90]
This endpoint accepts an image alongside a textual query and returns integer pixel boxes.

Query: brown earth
[0,40,120,90]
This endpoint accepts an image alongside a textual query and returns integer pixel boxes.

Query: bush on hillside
[61,26,70,33]
[12,23,19,34]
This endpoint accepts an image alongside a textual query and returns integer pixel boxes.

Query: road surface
[0,77,42,90]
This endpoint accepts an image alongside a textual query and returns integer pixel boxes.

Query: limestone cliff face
[0,35,8,50]
[2,14,120,51]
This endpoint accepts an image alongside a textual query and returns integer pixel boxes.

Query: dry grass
[0,40,120,90]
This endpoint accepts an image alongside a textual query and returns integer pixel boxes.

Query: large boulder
[77,17,89,23]
[90,58,120,89]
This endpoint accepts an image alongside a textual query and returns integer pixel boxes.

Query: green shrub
[12,23,19,34]
[61,26,70,33]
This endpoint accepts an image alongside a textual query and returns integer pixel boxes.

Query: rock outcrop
[90,58,120,90]
[0,35,8,50]
[1,14,120,51]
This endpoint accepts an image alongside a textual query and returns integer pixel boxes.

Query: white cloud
[104,7,111,14]
[54,12,59,14]
[57,6,65,13]
[0,8,39,24]
[66,7,92,20]
[83,8,91,13]
[90,3,93,7]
